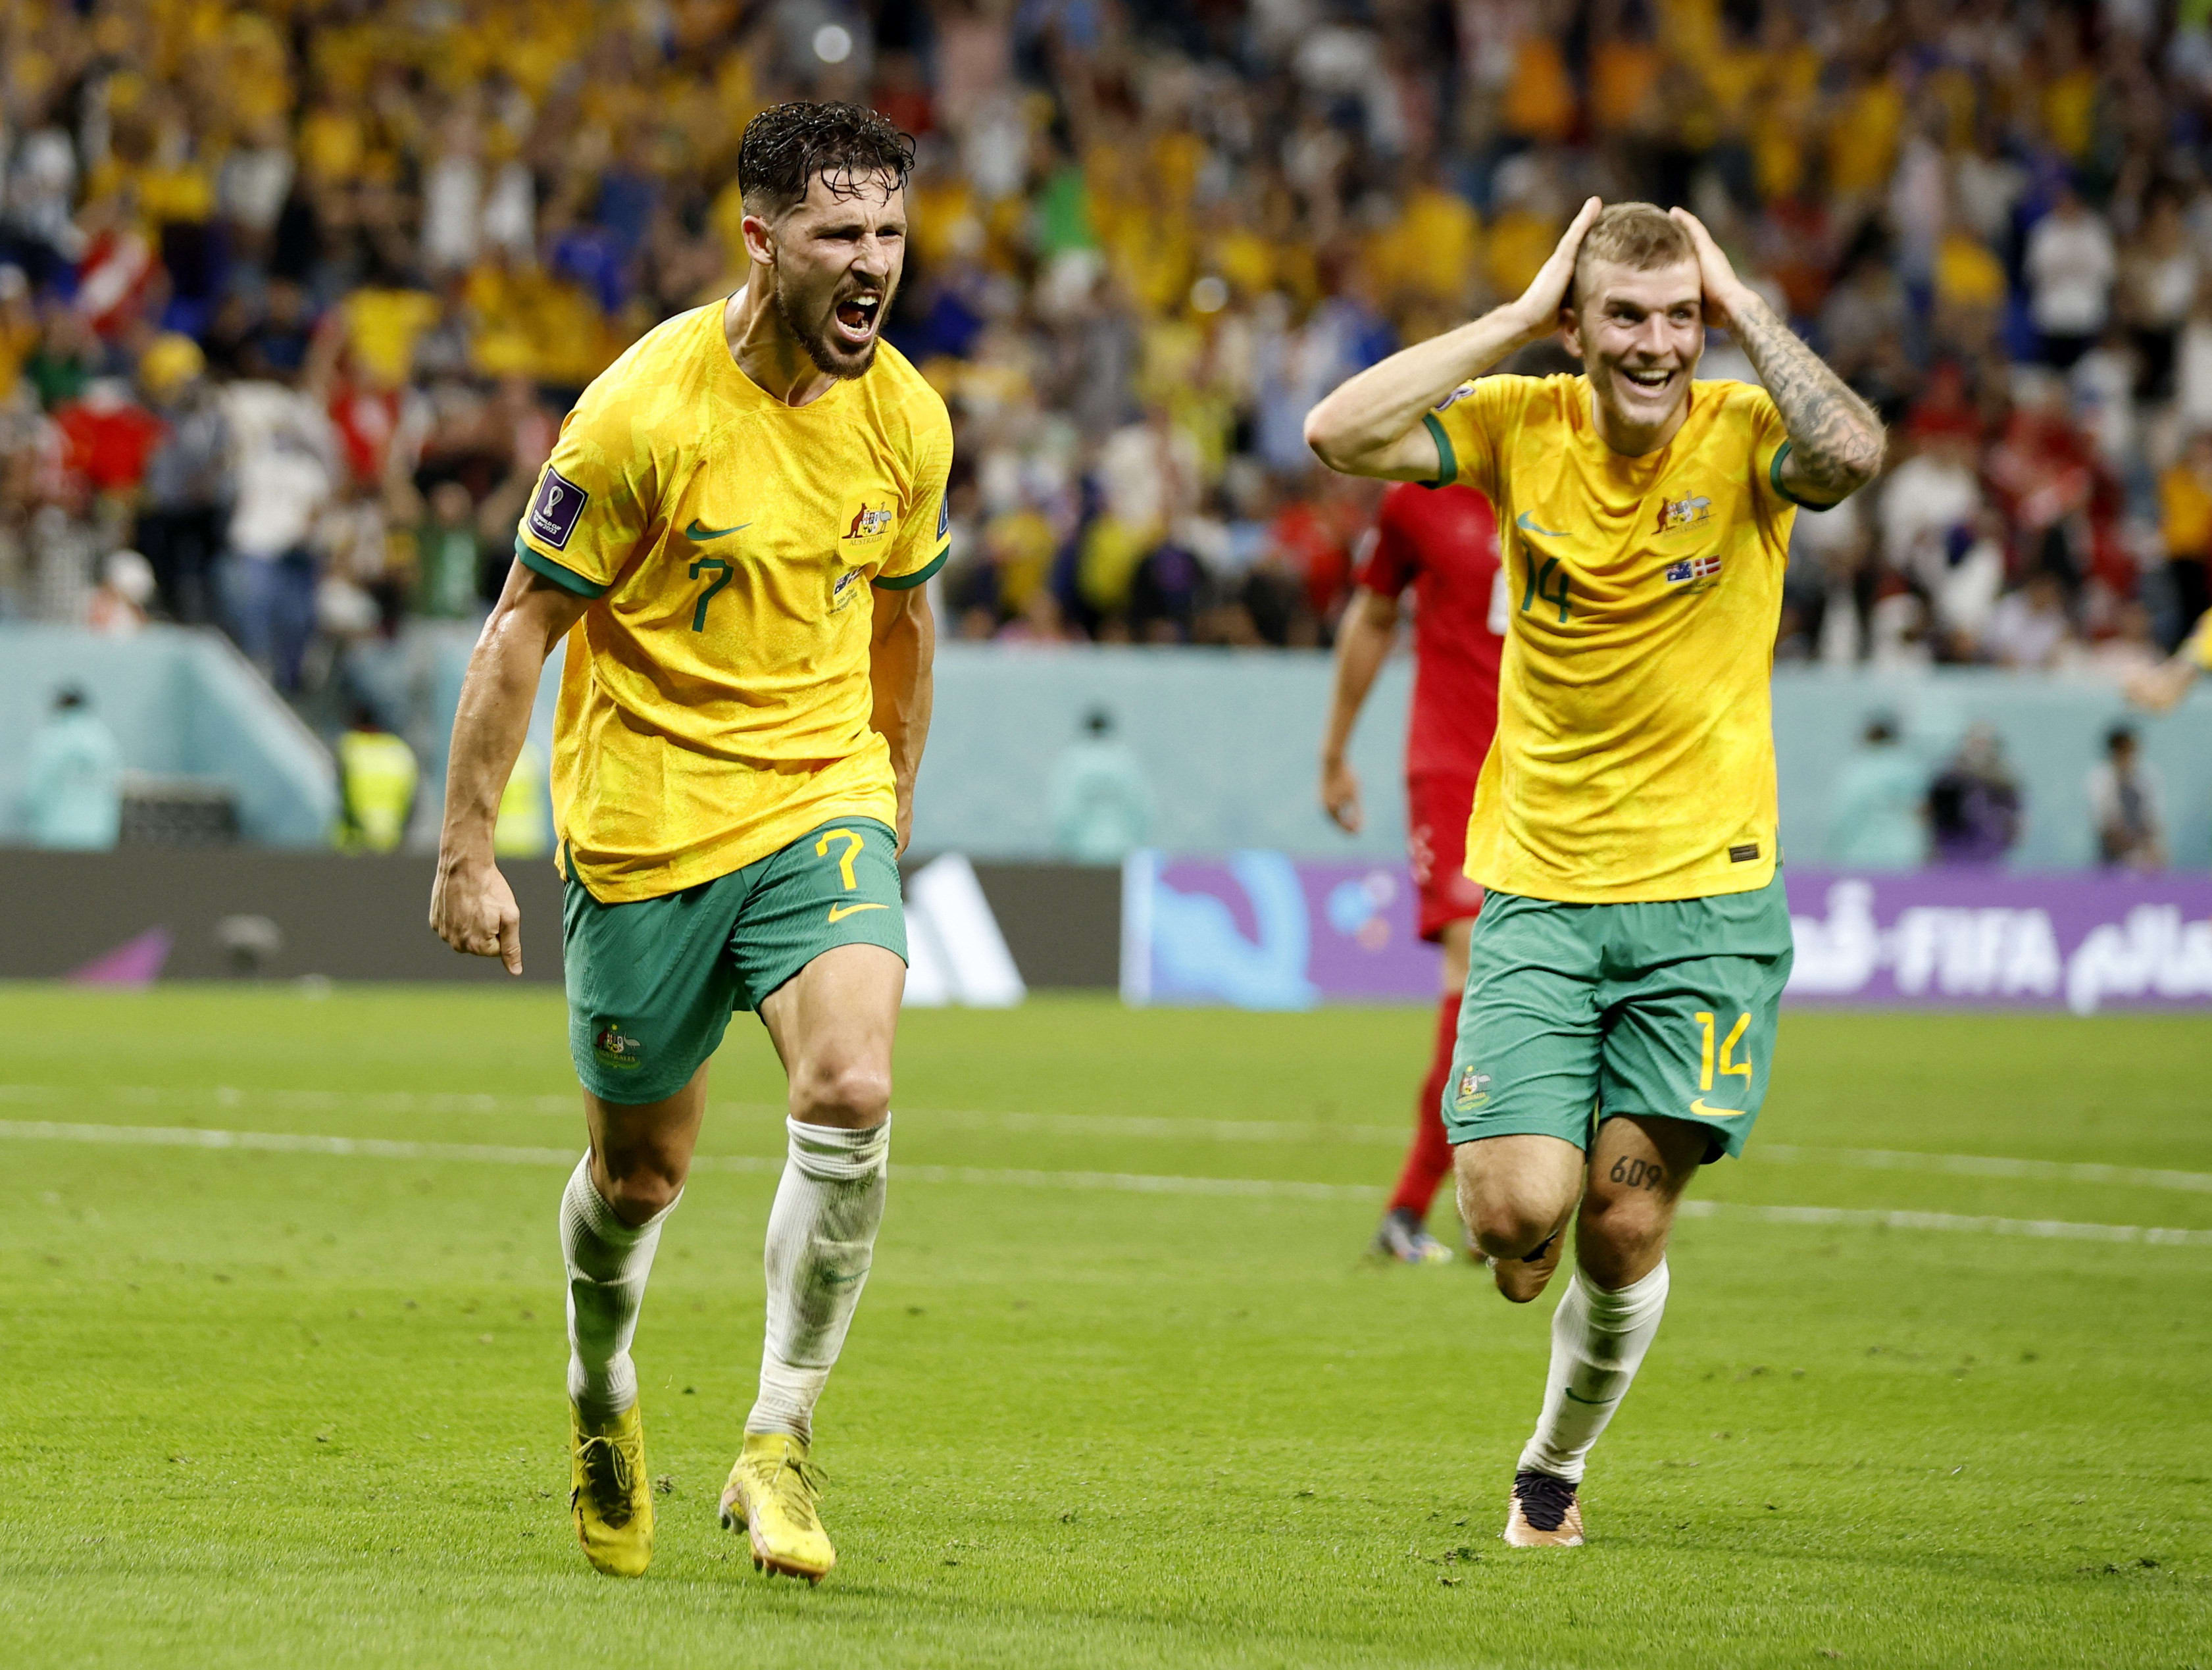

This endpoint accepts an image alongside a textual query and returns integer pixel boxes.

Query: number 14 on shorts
[1692,1009,1752,1116]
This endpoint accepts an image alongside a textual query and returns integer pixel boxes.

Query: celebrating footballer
[1305,199,1884,1546]
[430,103,949,1584]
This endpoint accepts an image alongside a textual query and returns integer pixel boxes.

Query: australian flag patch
[1665,554,1722,585]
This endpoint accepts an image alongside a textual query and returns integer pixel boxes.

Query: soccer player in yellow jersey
[429,104,949,1585]
[2127,611,2212,711]
[1306,200,1884,1548]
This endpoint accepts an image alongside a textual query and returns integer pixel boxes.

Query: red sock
[1388,993,1461,1219]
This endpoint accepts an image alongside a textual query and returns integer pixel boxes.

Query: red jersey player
[1320,478,1505,1263]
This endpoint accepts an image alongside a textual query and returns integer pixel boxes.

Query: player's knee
[1576,1190,1670,1285]
[1467,1202,1561,1261]
[1455,1167,1566,1261]
[793,1056,892,1128]
[597,1153,686,1224]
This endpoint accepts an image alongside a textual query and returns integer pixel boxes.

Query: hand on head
[1511,197,1604,343]
[1666,207,1751,333]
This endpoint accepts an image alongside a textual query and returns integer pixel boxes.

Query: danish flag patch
[1665,554,1722,585]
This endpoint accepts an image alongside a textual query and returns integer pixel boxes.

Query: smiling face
[1562,256,1706,447]
[751,166,906,379]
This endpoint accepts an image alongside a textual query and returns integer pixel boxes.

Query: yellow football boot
[569,1400,653,1578]
[718,1430,835,1582]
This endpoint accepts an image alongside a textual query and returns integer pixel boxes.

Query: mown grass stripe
[5,1117,2209,1244]
[7,1083,2211,1196]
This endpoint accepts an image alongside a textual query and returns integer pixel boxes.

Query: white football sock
[1517,1259,1671,1485]
[747,1117,890,1444]
[561,1152,678,1423]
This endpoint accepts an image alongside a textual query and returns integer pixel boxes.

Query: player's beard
[772,266,892,381]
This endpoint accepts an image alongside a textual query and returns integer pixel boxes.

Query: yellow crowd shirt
[1427,373,1807,903]
[515,299,953,903]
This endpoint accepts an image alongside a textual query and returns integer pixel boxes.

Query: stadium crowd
[3,0,2212,677]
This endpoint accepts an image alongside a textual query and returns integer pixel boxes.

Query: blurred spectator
[2025,184,2117,370]
[135,333,232,625]
[2088,724,2166,870]
[222,379,336,691]
[1047,707,1153,863]
[22,686,121,850]
[2160,428,2212,651]
[1824,716,1925,871]
[335,703,418,855]
[1926,724,2024,867]
[86,549,156,636]
[496,742,553,859]
[1984,570,2075,670]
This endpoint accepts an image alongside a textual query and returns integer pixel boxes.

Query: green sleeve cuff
[1767,441,1835,510]
[515,538,607,598]
[1420,413,1456,490]
[874,545,949,590]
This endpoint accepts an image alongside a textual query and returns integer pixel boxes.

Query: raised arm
[1671,208,1886,505]
[1306,197,1602,481]
[2127,618,2210,713]
[430,561,590,973]
[1319,586,1401,832]
[869,582,936,855]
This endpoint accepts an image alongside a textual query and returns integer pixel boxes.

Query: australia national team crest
[843,504,893,541]
[1453,1064,1491,1112]
[1665,553,1722,585]
[1656,493,1712,533]
[593,1021,644,1072]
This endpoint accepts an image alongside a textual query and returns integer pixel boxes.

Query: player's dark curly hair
[738,101,917,218]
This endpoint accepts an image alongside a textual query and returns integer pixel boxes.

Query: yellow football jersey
[2190,615,2212,672]
[1428,373,1806,903]
[515,300,953,903]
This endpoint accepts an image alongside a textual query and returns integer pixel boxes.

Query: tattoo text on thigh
[1607,1155,1667,1191]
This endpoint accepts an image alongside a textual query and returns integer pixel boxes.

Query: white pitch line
[1755,1143,2212,1196]
[5,1084,2211,1195]
[3,1118,2210,1244]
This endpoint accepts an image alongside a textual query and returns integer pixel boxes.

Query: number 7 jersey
[514,299,953,904]
[1426,372,1811,903]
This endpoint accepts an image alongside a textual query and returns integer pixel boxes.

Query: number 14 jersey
[515,299,953,904]
[1426,373,1808,904]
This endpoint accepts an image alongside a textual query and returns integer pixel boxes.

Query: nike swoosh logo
[1562,1388,1618,1406]
[826,902,890,923]
[1688,1099,1748,1119]
[1516,512,1569,538]
[684,519,751,541]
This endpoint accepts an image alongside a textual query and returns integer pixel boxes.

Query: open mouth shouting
[832,289,884,348]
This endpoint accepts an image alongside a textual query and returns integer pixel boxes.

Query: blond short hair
[1571,203,1696,309]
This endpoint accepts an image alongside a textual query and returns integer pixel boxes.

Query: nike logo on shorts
[1688,1098,1748,1119]
[826,902,890,923]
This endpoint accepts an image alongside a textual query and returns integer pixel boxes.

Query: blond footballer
[1306,201,1884,1547]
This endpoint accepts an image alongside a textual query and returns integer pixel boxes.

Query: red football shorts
[1405,773,1486,943]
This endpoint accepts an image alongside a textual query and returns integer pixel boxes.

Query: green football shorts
[561,816,906,1105]
[1442,871,1794,1162]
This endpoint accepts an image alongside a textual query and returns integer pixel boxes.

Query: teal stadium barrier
[0,624,335,846]
[389,640,2212,869]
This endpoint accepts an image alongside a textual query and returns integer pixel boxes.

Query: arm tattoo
[1725,294,1886,503]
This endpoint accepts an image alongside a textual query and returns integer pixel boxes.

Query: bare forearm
[1727,293,1886,501]
[440,624,544,859]
[1321,592,1397,763]
[1305,305,1532,478]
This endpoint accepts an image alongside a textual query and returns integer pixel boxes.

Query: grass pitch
[1,987,2207,1669]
